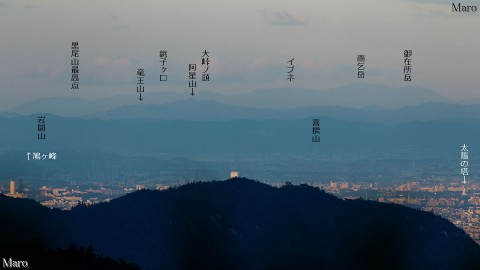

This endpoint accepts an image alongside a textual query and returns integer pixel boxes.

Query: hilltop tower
[9,180,15,195]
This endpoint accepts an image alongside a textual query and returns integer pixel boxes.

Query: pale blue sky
[0,0,479,109]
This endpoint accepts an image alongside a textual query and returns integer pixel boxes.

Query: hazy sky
[0,0,479,109]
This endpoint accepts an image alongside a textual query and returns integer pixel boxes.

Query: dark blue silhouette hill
[2,178,480,270]
[0,194,140,270]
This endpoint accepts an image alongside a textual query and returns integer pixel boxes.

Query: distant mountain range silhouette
[83,100,480,123]
[1,111,480,158]
[5,84,452,117]
[1,178,480,269]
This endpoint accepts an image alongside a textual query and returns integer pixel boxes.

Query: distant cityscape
[2,172,480,244]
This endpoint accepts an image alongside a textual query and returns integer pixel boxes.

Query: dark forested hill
[0,194,140,270]
[1,178,480,270]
